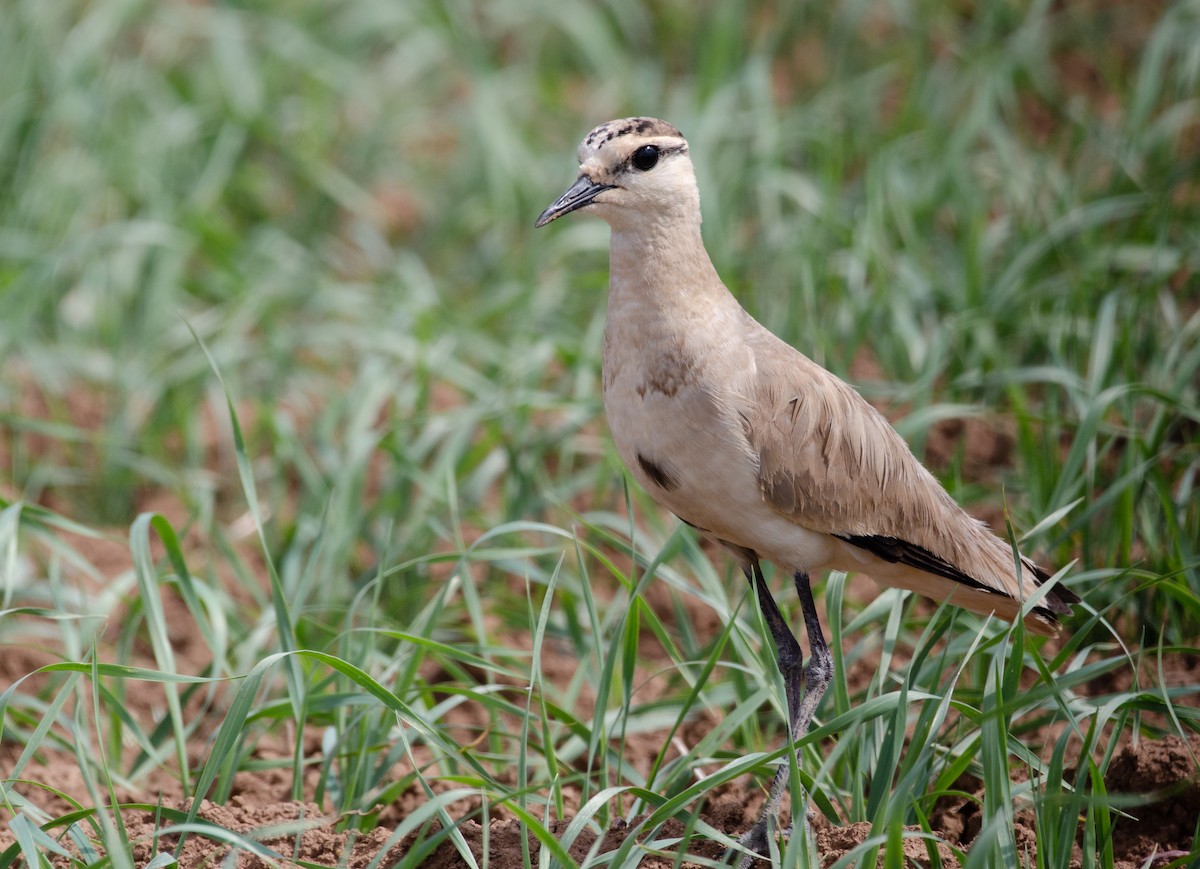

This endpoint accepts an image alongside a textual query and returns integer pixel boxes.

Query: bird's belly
[603,380,838,571]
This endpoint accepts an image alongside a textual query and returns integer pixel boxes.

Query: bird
[534,117,1078,864]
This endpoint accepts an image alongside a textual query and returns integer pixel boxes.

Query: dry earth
[3,551,1198,867]
[2,407,1198,867]
[3,642,1198,868]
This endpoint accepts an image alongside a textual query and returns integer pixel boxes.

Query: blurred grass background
[1,0,1199,866]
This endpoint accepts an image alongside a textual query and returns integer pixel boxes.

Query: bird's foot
[733,810,816,868]
[734,820,772,869]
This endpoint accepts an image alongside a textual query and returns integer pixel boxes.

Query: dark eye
[631,145,660,171]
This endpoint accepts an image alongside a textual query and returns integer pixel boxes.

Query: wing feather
[733,331,1076,622]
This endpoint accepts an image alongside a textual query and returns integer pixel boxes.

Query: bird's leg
[790,570,833,750]
[736,568,832,866]
[737,562,803,860]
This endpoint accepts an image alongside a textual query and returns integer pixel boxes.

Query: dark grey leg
[790,570,833,745]
[736,569,833,866]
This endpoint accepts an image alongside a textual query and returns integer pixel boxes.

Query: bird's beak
[535,175,615,228]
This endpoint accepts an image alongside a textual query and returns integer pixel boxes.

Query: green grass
[2,0,1199,866]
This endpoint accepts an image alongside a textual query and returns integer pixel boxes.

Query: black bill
[535,175,615,227]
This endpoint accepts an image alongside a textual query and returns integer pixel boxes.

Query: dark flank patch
[835,533,1063,621]
[637,453,680,491]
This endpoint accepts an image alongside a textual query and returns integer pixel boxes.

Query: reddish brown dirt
[3,381,1198,868]
[3,705,1197,867]
[3,555,1199,868]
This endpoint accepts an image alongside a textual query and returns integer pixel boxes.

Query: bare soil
[3,549,1198,867]
[2,652,1198,868]
[2,402,1198,867]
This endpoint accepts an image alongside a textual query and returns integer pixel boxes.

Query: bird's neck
[606,216,732,322]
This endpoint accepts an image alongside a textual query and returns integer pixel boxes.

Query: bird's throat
[607,219,724,314]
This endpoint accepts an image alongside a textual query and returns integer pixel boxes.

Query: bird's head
[535,117,699,231]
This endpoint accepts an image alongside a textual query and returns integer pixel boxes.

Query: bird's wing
[731,330,1076,623]
[734,343,958,541]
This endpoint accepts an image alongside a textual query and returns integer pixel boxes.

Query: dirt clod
[1107,736,1200,869]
